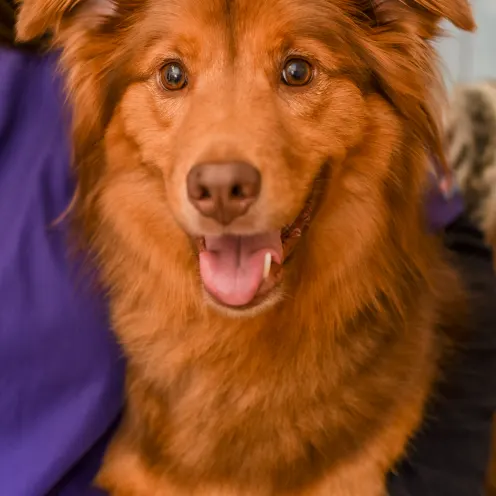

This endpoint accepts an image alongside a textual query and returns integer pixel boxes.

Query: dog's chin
[203,285,284,318]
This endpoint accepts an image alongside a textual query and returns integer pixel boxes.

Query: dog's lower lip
[203,266,283,310]
[203,255,284,308]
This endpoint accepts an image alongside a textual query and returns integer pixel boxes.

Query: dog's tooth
[263,252,272,280]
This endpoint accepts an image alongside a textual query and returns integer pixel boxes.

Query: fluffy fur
[17,0,474,494]
[444,81,496,255]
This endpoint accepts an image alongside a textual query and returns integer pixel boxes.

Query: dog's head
[17,0,474,314]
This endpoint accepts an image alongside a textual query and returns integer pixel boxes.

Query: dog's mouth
[195,170,324,310]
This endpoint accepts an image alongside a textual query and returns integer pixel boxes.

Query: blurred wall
[437,0,496,87]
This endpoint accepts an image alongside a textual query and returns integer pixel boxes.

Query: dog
[16,0,475,494]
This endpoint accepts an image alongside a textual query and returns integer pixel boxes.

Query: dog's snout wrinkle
[187,162,261,226]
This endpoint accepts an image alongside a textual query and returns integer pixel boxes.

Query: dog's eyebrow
[129,31,204,76]
[280,11,357,55]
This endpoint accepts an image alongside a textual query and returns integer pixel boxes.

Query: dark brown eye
[158,62,187,91]
[282,59,312,86]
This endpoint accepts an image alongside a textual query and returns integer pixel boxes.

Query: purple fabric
[0,48,124,496]
[426,184,464,231]
[0,47,464,495]
[426,156,465,231]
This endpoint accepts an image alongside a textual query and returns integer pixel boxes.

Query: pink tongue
[199,232,283,307]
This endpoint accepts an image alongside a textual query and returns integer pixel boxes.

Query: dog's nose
[187,162,261,225]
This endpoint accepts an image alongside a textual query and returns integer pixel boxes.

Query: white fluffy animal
[444,81,496,253]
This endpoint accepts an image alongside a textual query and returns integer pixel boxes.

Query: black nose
[186,162,261,225]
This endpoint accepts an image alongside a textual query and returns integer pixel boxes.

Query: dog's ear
[371,0,476,35]
[353,0,474,175]
[16,0,123,238]
[16,0,116,42]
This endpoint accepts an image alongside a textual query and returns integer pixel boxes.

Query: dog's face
[108,0,374,312]
[112,0,370,311]
[17,0,474,314]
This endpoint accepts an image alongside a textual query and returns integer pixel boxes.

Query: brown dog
[17,0,475,494]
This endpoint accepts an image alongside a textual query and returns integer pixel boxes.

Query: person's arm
[0,45,124,496]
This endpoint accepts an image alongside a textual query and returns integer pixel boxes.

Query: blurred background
[438,0,496,86]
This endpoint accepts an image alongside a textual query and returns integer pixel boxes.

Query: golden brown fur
[17,0,474,494]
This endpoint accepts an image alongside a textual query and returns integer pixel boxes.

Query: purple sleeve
[0,47,124,496]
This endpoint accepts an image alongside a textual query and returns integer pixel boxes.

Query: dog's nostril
[199,186,211,200]
[231,184,244,199]
[187,162,261,225]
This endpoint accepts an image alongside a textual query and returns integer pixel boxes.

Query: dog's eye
[282,59,312,86]
[158,62,188,91]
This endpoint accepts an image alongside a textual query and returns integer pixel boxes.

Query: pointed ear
[371,0,476,35]
[16,0,116,42]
